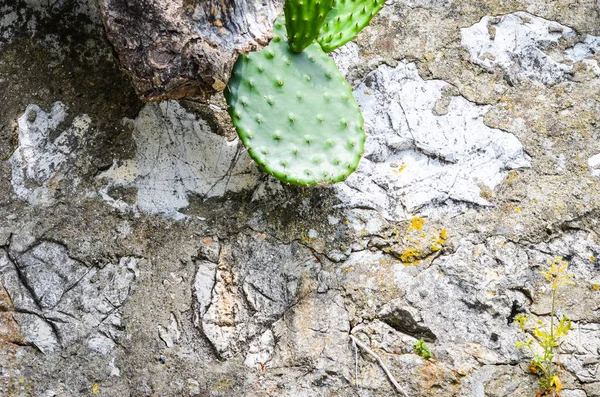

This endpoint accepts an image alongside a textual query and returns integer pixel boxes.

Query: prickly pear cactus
[317,0,387,52]
[284,0,334,52]
[225,18,365,186]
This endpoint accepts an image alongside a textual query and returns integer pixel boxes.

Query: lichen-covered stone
[2,0,600,396]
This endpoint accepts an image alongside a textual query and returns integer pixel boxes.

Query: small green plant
[413,339,432,359]
[225,0,387,186]
[515,257,575,396]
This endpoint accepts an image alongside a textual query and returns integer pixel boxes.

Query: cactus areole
[317,0,387,52]
[225,19,366,186]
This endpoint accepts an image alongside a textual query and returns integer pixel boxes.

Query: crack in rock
[0,244,140,354]
[378,304,438,342]
[194,233,321,360]
[158,312,181,348]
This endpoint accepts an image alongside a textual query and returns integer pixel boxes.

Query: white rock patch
[98,101,260,218]
[566,35,600,63]
[588,153,600,177]
[335,61,530,219]
[158,313,181,348]
[9,102,90,205]
[461,12,600,84]
[244,329,276,368]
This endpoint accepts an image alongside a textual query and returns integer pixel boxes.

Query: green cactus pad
[317,0,386,52]
[284,0,334,52]
[225,18,365,186]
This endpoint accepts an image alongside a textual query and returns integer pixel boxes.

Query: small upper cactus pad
[284,0,334,52]
[317,0,386,52]
[225,18,365,186]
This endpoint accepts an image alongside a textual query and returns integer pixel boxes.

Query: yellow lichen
[400,248,422,264]
[392,163,407,174]
[439,229,447,240]
[479,183,493,200]
[480,189,492,200]
[409,217,425,231]
[397,220,448,265]
[92,384,100,395]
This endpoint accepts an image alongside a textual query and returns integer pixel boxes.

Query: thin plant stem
[548,287,556,389]
[349,334,410,397]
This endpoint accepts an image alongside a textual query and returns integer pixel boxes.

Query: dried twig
[352,337,359,387]
[349,334,410,397]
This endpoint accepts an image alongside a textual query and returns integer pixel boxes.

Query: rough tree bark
[98,0,282,102]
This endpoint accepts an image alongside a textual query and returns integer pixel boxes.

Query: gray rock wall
[1,0,599,396]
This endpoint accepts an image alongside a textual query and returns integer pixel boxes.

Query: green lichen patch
[225,18,365,186]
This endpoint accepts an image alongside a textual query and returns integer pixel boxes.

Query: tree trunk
[98,0,282,102]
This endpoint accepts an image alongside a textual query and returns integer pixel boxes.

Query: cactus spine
[317,0,387,52]
[284,0,334,52]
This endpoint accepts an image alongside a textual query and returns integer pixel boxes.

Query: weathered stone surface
[98,101,260,218]
[266,290,354,392]
[461,12,597,85]
[2,0,600,396]
[97,0,282,101]
[462,364,539,396]
[9,103,90,205]
[0,244,139,353]
[337,61,530,219]
[590,153,600,177]
[195,232,321,360]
